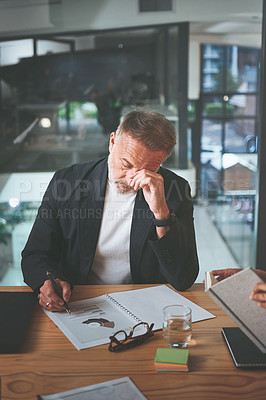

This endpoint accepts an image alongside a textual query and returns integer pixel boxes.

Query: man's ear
[109,131,116,152]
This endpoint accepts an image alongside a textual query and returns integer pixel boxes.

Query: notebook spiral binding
[105,294,142,323]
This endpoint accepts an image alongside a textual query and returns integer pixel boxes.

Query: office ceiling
[0,0,263,40]
[191,19,262,35]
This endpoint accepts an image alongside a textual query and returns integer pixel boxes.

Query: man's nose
[125,168,137,181]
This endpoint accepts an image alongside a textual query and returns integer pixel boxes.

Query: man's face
[108,131,168,194]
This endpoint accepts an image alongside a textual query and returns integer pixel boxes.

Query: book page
[109,285,215,330]
[39,377,147,400]
[43,295,136,350]
[204,271,219,291]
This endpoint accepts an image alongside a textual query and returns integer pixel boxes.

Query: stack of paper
[154,348,189,372]
[37,377,147,399]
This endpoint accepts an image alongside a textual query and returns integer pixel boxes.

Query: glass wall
[200,44,260,267]
[0,24,184,284]
[0,27,183,174]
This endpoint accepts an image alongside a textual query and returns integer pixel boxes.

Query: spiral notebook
[43,285,215,350]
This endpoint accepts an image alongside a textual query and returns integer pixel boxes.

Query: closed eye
[122,158,133,169]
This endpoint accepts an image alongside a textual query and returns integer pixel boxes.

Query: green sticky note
[154,348,189,365]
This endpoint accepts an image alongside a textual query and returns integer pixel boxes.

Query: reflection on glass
[202,95,231,117]
[222,153,257,192]
[202,94,256,117]
[201,119,222,152]
[227,95,256,116]
[224,119,256,153]
[202,44,259,94]
[202,45,224,92]
[37,40,70,56]
[207,196,255,268]
[0,197,40,285]
[0,39,34,66]
[200,43,259,277]
[226,46,259,93]
[188,101,196,121]
[0,26,180,175]
[0,170,54,285]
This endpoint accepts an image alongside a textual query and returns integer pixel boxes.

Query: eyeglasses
[108,322,154,352]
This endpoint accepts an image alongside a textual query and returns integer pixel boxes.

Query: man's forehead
[117,132,152,152]
[117,135,167,169]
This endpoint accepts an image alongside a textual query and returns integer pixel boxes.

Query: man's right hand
[39,279,71,312]
[211,268,242,282]
[211,268,266,283]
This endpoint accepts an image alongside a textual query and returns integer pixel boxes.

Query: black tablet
[0,291,36,353]
[222,327,266,369]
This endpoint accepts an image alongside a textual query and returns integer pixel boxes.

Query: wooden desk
[1,284,266,400]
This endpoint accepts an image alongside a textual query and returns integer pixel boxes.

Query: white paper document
[43,284,215,350]
[38,377,147,400]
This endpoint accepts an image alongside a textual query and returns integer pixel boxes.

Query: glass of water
[162,305,192,348]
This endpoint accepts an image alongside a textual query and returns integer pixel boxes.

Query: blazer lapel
[78,159,108,281]
[129,167,175,281]
[130,189,154,281]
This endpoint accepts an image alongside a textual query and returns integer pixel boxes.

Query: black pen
[46,271,71,314]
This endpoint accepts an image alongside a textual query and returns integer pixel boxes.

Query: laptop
[222,327,266,369]
[0,292,37,353]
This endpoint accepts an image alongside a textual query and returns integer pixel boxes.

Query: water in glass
[163,318,192,348]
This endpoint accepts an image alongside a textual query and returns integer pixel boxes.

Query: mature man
[22,109,199,312]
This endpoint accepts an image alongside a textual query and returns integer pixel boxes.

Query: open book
[204,271,219,291]
[205,268,266,353]
[43,285,215,350]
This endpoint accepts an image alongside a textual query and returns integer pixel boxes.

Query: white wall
[0,0,53,34]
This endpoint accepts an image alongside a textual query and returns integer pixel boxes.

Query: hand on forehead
[114,133,168,172]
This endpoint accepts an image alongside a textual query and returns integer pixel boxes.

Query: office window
[200,44,260,267]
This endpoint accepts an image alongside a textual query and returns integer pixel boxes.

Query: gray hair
[117,108,176,155]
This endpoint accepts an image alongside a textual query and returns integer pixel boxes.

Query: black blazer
[22,158,199,291]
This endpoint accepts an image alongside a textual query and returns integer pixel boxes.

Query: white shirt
[88,180,136,284]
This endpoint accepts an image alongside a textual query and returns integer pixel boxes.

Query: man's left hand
[128,169,169,219]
